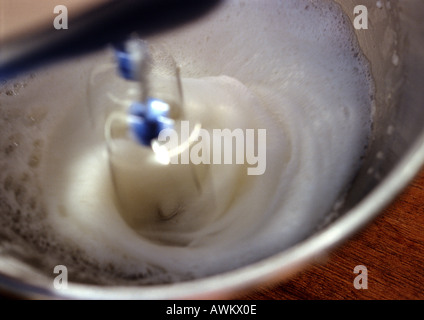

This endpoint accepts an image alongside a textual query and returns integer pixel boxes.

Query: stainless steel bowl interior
[0,0,423,299]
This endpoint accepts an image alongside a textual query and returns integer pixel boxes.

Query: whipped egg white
[0,0,373,283]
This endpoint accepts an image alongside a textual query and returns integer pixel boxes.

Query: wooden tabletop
[238,168,424,300]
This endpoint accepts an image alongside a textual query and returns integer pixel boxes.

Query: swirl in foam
[0,0,373,283]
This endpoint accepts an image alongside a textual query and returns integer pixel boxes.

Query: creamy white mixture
[0,0,373,283]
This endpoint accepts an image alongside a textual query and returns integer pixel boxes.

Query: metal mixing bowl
[0,0,423,299]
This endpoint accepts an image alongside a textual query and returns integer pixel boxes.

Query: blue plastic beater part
[114,40,174,147]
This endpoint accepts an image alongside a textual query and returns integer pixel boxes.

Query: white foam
[0,0,374,283]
